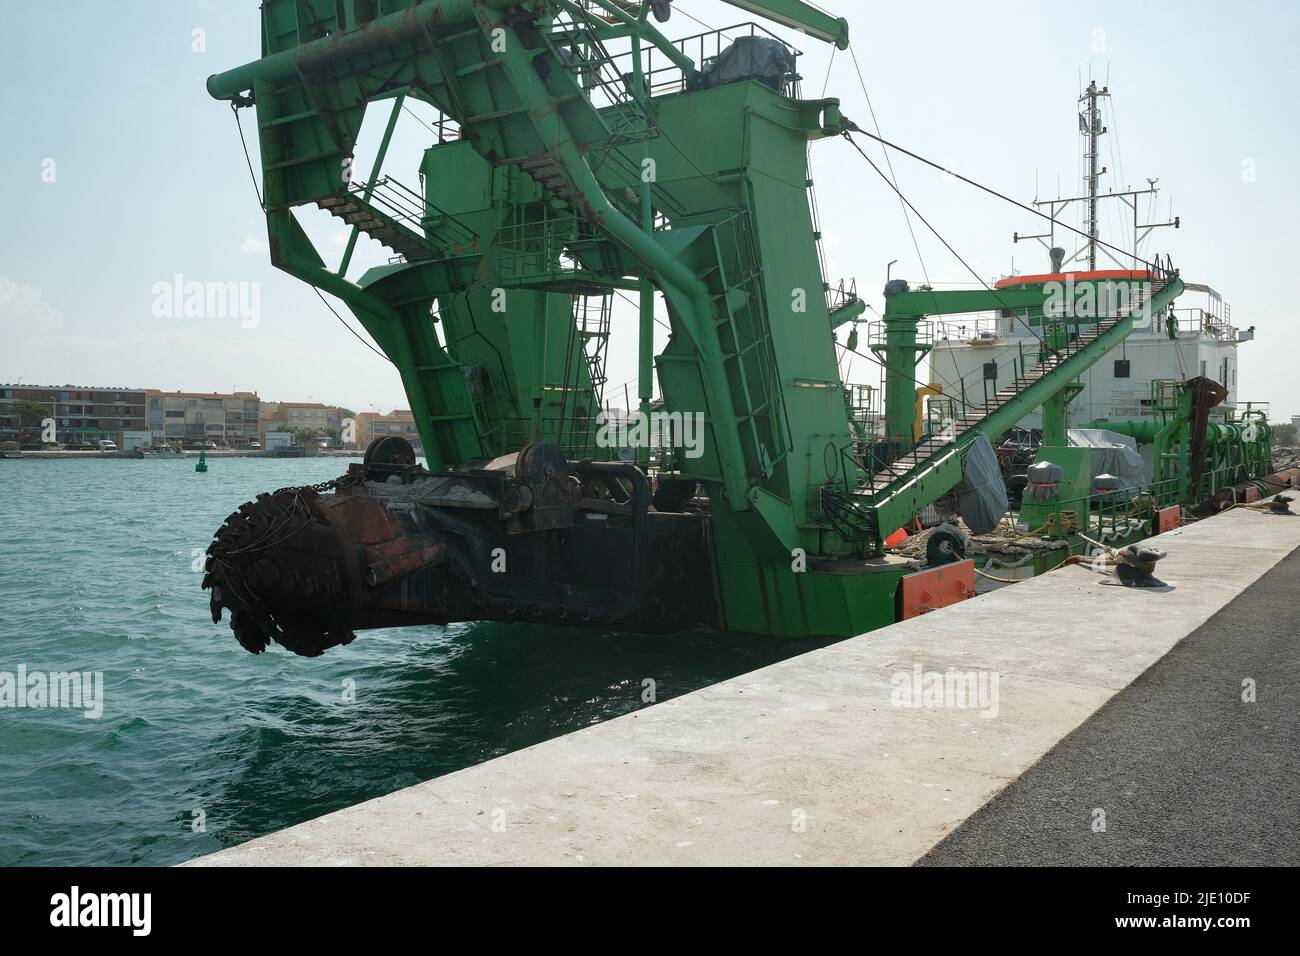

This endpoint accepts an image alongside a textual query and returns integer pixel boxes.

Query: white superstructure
[928,282,1253,430]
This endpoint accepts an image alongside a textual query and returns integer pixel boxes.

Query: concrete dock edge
[189,503,1300,866]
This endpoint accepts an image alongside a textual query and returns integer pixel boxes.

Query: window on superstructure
[1114,359,1130,378]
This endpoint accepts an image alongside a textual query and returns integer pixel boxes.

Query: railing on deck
[1034,455,1273,544]
[348,175,478,247]
[604,22,803,100]
[481,412,613,464]
[827,278,858,316]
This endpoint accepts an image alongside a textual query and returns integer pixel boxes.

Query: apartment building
[147,389,261,447]
[259,401,348,445]
[0,384,147,447]
[354,409,421,450]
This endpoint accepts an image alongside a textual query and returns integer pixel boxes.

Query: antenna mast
[1080,80,1109,270]
[1013,81,1179,271]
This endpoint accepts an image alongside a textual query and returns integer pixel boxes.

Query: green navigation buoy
[196,451,208,473]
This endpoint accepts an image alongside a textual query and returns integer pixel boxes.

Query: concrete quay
[190,500,1300,866]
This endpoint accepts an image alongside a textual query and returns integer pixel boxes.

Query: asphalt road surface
[921,543,1300,866]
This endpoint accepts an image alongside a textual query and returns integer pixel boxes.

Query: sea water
[0,457,820,865]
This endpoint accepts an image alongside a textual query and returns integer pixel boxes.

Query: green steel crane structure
[204,0,1190,652]
[844,271,1185,540]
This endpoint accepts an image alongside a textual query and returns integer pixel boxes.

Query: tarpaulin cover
[1027,460,1063,484]
[958,433,1009,534]
[1068,428,1147,499]
[1026,459,1062,499]
[698,36,795,92]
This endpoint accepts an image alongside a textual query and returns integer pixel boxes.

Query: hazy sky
[3,1,1297,416]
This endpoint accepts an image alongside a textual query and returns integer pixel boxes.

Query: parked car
[248,440,261,450]
[204,441,219,450]
[96,439,118,452]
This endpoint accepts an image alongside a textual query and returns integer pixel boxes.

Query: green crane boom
[715,0,850,48]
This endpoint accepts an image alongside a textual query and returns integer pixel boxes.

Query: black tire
[927,523,967,566]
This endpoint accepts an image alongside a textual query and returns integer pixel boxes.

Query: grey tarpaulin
[1027,460,1063,483]
[697,36,796,93]
[1068,428,1146,500]
[1026,459,1063,499]
[958,434,1009,534]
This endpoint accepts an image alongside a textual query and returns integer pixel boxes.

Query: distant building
[147,389,261,447]
[260,401,348,444]
[0,384,147,447]
[284,402,342,433]
[355,409,421,450]
[258,401,286,445]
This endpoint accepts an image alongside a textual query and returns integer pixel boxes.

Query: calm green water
[0,457,822,866]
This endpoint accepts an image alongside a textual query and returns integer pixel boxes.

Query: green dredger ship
[201,0,1288,656]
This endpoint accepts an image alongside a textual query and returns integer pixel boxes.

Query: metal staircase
[696,212,789,481]
[317,191,437,263]
[574,292,611,400]
[850,273,1185,538]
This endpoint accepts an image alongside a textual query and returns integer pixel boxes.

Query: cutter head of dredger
[204,484,354,656]
[203,439,719,656]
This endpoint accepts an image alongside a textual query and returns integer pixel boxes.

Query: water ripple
[0,457,825,865]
